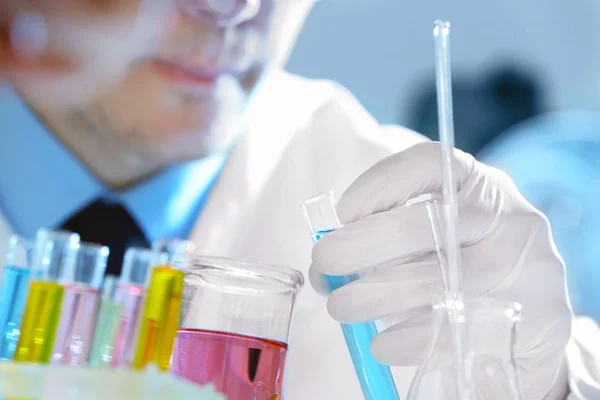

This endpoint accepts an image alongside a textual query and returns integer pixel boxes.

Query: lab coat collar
[0,86,226,243]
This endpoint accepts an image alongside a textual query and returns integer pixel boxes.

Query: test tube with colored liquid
[300,192,400,400]
[111,248,157,367]
[132,239,193,371]
[0,236,33,360]
[51,242,109,366]
[88,276,121,368]
[14,230,80,363]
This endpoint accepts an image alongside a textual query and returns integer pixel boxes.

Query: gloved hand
[309,142,573,399]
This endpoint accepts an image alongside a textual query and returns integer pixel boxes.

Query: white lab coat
[0,70,597,398]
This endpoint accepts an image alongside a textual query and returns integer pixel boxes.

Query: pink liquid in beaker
[172,328,288,399]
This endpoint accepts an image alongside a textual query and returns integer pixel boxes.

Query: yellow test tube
[13,229,79,363]
[132,239,193,371]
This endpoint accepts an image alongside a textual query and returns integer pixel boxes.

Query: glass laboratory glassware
[51,242,109,366]
[152,238,197,265]
[300,192,400,400]
[407,292,523,400]
[132,242,187,371]
[89,275,121,368]
[14,229,80,363]
[0,235,33,360]
[112,247,158,367]
[171,256,304,400]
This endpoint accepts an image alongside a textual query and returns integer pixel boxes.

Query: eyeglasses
[177,0,262,26]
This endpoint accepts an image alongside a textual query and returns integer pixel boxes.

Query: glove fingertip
[308,265,330,297]
[371,334,425,366]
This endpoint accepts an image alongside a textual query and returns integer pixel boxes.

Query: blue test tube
[301,192,400,400]
[0,235,33,360]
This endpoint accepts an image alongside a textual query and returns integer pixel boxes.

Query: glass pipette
[433,20,468,399]
[300,192,400,400]
[433,19,462,293]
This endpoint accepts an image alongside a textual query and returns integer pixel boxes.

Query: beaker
[171,256,304,400]
[407,292,523,400]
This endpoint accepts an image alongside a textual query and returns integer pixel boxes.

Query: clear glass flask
[171,255,304,400]
[407,292,523,400]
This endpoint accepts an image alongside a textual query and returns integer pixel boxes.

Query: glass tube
[0,235,33,360]
[14,229,79,363]
[112,247,157,367]
[89,276,121,368]
[300,192,400,400]
[51,242,109,366]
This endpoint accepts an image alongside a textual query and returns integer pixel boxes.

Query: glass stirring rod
[433,20,468,400]
[301,192,400,400]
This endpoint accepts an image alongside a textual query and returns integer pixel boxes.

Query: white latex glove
[309,142,573,399]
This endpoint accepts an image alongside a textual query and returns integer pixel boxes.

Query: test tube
[51,242,109,366]
[153,238,196,264]
[300,192,400,400]
[14,229,80,363]
[132,239,190,371]
[88,276,121,368]
[0,236,33,360]
[111,247,157,367]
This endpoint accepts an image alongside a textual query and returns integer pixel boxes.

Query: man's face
[14,0,314,162]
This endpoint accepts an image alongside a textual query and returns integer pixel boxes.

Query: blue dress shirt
[0,86,227,243]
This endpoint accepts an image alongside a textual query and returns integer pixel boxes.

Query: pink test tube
[51,242,109,366]
[111,247,157,367]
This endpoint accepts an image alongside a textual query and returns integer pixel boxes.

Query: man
[0,1,597,398]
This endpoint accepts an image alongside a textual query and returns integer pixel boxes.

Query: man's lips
[150,59,232,86]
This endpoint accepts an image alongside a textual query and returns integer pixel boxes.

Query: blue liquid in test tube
[312,229,400,400]
[0,266,30,360]
[302,192,400,400]
[0,236,33,360]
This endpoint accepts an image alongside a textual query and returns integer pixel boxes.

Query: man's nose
[177,0,261,27]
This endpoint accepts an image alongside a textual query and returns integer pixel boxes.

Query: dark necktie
[59,200,150,276]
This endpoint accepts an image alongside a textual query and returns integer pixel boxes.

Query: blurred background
[288,0,600,321]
